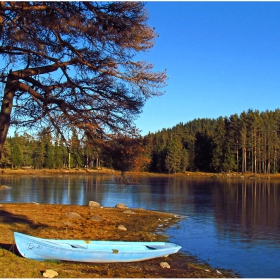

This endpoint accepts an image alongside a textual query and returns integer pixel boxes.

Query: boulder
[89,201,101,208]
[115,203,129,209]
[65,212,82,219]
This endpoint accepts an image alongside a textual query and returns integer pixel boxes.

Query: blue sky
[134,1,280,135]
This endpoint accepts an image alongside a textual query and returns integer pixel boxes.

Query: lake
[0,174,279,278]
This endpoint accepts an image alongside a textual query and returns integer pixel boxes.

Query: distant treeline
[143,109,280,174]
[3,109,280,174]
[2,127,148,171]
[1,128,102,170]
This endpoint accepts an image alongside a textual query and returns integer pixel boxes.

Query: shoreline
[0,202,238,278]
[0,167,278,180]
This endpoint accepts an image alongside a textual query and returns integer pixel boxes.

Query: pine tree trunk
[253,129,257,173]
[267,156,271,174]
[273,148,277,174]
[236,146,239,172]
[242,147,246,173]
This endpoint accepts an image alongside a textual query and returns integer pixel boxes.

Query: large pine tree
[0,2,166,157]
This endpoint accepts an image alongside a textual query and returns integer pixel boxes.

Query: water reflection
[1,175,280,246]
[0,175,280,277]
[213,179,280,246]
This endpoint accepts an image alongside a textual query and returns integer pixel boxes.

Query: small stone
[160,262,170,269]
[89,201,101,208]
[43,269,58,278]
[65,212,82,219]
[118,224,127,231]
[115,203,129,209]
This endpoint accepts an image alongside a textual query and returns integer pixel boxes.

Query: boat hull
[14,232,181,263]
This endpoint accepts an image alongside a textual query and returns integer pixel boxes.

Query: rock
[118,224,127,231]
[89,201,101,208]
[115,203,129,209]
[90,215,102,221]
[65,212,82,219]
[123,210,136,214]
[160,262,170,269]
[43,269,58,278]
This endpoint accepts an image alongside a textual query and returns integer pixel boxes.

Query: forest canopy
[4,109,280,175]
[144,109,280,175]
[0,1,166,157]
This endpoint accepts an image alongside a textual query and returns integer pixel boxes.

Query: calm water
[0,174,280,278]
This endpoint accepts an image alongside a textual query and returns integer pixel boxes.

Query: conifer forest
[4,109,280,175]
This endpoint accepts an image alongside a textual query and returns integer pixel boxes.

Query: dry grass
[0,203,237,278]
[0,167,278,180]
